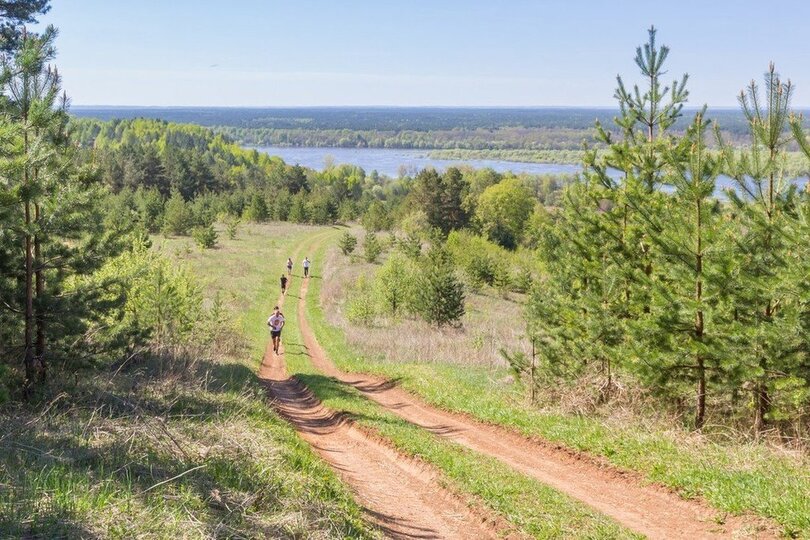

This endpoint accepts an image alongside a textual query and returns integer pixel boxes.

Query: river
[255,146,808,195]
[254,146,581,178]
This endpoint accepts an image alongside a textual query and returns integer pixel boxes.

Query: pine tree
[363,230,382,263]
[719,64,804,434]
[1,25,115,386]
[162,190,192,235]
[415,245,465,327]
[585,26,689,317]
[338,231,357,255]
[635,112,732,428]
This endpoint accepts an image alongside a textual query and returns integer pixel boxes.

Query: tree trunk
[34,202,46,382]
[695,356,706,429]
[24,201,35,386]
[754,361,770,436]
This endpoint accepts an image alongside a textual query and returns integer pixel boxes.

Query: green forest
[1,3,809,538]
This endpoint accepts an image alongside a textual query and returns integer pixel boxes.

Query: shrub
[225,216,240,240]
[338,232,358,255]
[415,246,465,327]
[364,231,382,263]
[374,253,418,317]
[192,224,218,249]
[466,254,496,289]
[242,193,268,222]
[345,275,377,325]
[396,233,422,259]
[162,191,193,236]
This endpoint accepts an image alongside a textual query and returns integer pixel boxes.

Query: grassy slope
[0,223,373,539]
[282,231,637,539]
[308,234,810,537]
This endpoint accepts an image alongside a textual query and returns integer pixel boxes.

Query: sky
[31,0,810,107]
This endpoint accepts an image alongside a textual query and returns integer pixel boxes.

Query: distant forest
[71,106,781,151]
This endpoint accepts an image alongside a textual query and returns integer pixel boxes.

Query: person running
[302,256,311,278]
[286,257,293,276]
[267,306,285,354]
[280,274,288,294]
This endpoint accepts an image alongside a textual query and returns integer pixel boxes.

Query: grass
[0,223,374,539]
[309,232,810,538]
[280,231,638,539]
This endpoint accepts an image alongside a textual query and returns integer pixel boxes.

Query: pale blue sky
[33,1,810,106]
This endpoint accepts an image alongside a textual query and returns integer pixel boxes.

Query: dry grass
[320,241,529,368]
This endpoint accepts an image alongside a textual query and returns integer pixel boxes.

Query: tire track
[296,255,777,540]
[258,235,504,540]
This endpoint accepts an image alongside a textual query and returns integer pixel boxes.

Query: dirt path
[296,278,776,540]
[258,271,504,539]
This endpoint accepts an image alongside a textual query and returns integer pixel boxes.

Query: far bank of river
[254,146,582,178]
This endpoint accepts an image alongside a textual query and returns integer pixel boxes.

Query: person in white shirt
[267,306,285,354]
[302,257,311,277]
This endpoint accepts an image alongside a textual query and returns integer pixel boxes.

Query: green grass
[0,223,374,539]
[279,231,638,539]
[307,233,810,538]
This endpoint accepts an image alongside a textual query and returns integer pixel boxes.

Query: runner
[267,306,285,354]
[286,257,293,276]
[280,273,288,294]
[302,256,311,278]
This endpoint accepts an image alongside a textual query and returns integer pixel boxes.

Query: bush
[225,216,240,240]
[374,253,418,317]
[415,246,465,327]
[242,193,268,222]
[345,275,377,325]
[192,224,218,249]
[396,233,422,259]
[338,232,358,255]
[466,254,496,289]
[364,231,382,263]
[162,191,193,236]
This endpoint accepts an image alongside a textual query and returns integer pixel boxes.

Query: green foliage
[242,192,268,222]
[288,193,309,223]
[411,167,469,235]
[361,199,393,231]
[363,231,382,263]
[192,224,218,249]
[134,187,164,232]
[338,231,358,255]
[161,191,193,236]
[374,253,418,317]
[415,245,465,327]
[89,242,202,350]
[476,178,535,249]
[224,215,240,240]
[345,275,376,325]
[396,232,422,259]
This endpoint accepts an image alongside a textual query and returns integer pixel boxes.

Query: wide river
[254,146,581,177]
[255,146,808,194]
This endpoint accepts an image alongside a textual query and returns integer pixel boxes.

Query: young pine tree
[719,65,805,434]
[415,245,465,327]
[634,113,732,428]
[1,26,113,385]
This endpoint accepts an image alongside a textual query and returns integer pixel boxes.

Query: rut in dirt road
[296,278,777,540]
[258,277,506,540]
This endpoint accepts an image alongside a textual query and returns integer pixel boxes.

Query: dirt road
[258,276,507,540]
[295,276,775,540]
